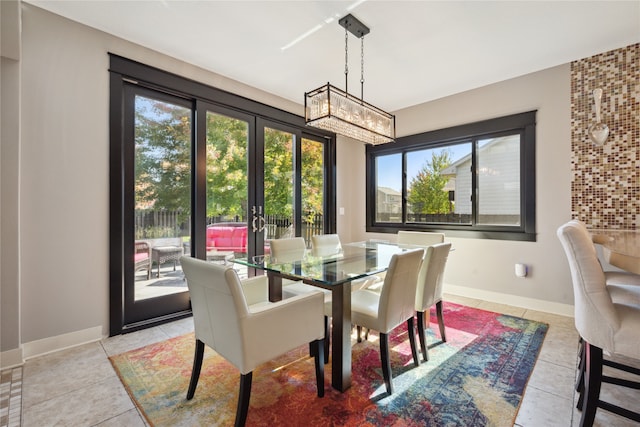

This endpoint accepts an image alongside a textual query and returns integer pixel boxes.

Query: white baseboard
[446,284,574,317]
[0,348,24,369]
[22,326,104,361]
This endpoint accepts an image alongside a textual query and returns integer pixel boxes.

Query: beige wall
[1,0,22,366]
[1,4,301,365]
[339,64,575,314]
[2,3,633,366]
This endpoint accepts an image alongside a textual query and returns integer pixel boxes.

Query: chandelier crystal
[304,14,395,145]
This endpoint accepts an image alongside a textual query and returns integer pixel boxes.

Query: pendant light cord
[360,36,365,101]
[344,26,349,94]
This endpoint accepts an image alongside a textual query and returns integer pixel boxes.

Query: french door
[198,104,328,270]
[110,72,333,334]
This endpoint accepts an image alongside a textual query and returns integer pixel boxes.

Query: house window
[366,111,536,241]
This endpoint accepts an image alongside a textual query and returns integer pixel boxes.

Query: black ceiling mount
[338,14,370,38]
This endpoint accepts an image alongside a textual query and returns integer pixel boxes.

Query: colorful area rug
[110,303,548,426]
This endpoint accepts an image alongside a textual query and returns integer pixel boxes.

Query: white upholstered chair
[415,242,451,361]
[398,230,445,246]
[180,256,326,427]
[351,248,424,395]
[557,221,640,426]
[361,231,449,354]
[310,233,342,257]
[311,234,381,291]
[269,237,322,298]
[364,231,445,293]
[270,237,332,360]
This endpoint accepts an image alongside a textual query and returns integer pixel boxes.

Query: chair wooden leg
[576,338,585,409]
[324,316,330,364]
[580,342,603,427]
[311,315,329,359]
[357,325,363,343]
[407,317,420,367]
[186,339,205,400]
[314,339,325,397]
[416,311,428,362]
[379,332,394,395]
[436,301,446,342]
[236,372,252,427]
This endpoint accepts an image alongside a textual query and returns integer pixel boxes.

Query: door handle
[251,205,259,232]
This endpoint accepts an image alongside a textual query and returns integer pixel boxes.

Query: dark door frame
[109,54,336,335]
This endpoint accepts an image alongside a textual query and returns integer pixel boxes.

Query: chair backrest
[397,231,446,303]
[377,248,424,333]
[180,256,249,369]
[269,237,306,263]
[415,242,452,311]
[556,220,618,351]
[397,231,445,246]
[311,234,342,257]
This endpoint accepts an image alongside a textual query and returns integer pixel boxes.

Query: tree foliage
[206,113,248,219]
[407,151,452,214]
[135,99,324,225]
[135,98,191,217]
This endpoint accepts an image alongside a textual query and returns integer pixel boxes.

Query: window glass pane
[302,138,324,241]
[407,143,472,224]
[477,135,521,225]
[375,153,402,223]
[264,127,295,241]
[134,95,191,299]
[205,112,248,273]
[206,112,248,225]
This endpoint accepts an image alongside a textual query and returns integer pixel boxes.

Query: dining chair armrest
[242,291,325,364]
[240,275,269,306]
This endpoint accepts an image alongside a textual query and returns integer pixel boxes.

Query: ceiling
[26,1,640,112]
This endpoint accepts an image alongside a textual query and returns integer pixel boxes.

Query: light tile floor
[9,294,640,426]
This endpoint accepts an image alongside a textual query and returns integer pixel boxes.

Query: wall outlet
[515,263,528,278]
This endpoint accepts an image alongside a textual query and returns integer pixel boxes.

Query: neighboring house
[376,186,401,215]
[441,136,520,216]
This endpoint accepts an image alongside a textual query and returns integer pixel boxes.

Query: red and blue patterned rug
[110,303,548,426]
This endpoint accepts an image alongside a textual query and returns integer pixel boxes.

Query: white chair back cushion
[557,220,619,351]
[415,242,451,311]
[270,237,306,263]
[181,256,248,367]
[311,234,342,257]
[377,248,424,332]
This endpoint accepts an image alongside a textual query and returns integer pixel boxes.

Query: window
[366,111,536,241]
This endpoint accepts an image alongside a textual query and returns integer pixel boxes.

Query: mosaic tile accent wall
[570,43,639,229]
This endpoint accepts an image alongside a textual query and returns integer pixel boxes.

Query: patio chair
[134,241,151,280]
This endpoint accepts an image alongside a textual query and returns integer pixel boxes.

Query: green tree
[408,151,452,214]
[135,101,326,226]
[301,138,324,220]
[206,113,249,219]
[264,128,294,217]
[135,98,191,218]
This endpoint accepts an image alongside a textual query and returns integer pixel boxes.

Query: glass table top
[234,240,423,286]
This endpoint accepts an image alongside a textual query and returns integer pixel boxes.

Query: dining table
[233,240,418,392]
[590,229,640,274]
